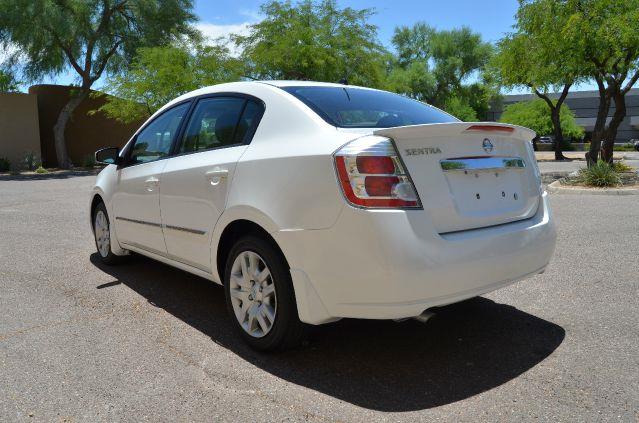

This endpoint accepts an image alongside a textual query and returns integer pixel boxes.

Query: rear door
[375,123,541,233]
[112,102,190,253]
[159,96,265,272]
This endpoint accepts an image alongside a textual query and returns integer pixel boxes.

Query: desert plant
[0,157,10,172]
[35,166,48,174]
[576,160,621,187]
[612,160,634,173]
[81,154,96,168]
[21,151,40,171]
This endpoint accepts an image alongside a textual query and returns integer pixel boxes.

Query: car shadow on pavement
[90,253,565,412]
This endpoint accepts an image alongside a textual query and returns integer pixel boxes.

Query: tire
[92,202,121,265]
[224,235,306,351]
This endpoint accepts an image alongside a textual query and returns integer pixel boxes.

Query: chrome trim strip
[440,156,526,172]
[116,217,206,235]
[164,224,206,235]
[120,241,211,273]
[115,216,162,227]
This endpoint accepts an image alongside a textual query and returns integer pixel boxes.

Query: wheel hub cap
[94,210,110,258]
[229,251,277,338]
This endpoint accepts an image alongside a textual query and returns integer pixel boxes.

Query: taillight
[466,124,514,134]
[334,136,421,208]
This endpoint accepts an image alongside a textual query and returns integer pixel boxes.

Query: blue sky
[193,0,520,46]
[42,0,595,93]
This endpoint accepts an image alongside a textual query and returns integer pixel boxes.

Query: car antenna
[338,77,348,85]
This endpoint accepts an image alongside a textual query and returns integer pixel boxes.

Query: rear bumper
[275,193,556,324]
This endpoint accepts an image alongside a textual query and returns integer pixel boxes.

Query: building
[0,92,41,168]
[488,88,639,143]
[0,85,142,170]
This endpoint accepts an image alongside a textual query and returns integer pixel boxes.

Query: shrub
[576,160,621,187]
[0,157,10,172]
[582,143,634,152]
[81,154,96,168]
[21,151,40,171]
[612,160,634,173]
[35,166,49,174]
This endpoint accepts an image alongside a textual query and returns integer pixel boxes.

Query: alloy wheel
[94,210,111,258]
[229,251,277,338]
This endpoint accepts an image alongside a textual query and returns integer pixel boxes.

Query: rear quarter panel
[224,84,357,232]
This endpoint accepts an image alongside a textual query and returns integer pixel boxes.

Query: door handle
[205,168,228,186]
[144,176,160,192]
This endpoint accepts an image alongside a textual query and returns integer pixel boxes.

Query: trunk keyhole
[476,193,481,199]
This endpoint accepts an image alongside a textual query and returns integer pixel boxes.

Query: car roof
[156,80,380,115]
[257,80,376,90]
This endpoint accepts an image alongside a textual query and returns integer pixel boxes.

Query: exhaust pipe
[394,310,436,324]
[413,310,435,324]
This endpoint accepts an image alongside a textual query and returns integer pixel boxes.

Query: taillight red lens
[466,124,514,134]
[364,176,399,196]
[334,136,421,209]
[356,156,395,174]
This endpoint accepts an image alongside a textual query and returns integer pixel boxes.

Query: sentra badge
[405,147,442,156]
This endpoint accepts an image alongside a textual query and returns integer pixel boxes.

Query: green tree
[386,24,496,120]
[492,0,585,160]
[444,96,478,122]
[559,0,639,164]
[0,0,196,168]
[0,68,19,92]
[499,99,584,142]
[234,0,387,87]
[97,42,244,123]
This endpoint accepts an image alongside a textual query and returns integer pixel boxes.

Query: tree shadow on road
[90,253,565,412]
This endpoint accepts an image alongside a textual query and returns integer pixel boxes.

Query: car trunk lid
[374,122,540,233]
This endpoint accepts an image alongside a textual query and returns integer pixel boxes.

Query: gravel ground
[0,176,637,422]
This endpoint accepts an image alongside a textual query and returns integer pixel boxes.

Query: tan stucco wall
[0,93,41,169]
[29,85,143,167]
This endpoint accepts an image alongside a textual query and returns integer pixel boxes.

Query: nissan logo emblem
[482,138,494,153]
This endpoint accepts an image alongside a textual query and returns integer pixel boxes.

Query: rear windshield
[282,86,459,128]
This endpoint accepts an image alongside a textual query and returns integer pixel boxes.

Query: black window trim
[170,92,266,159]
[117,92,266,168]
[118,99,194,169]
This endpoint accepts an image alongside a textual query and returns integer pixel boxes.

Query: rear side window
[234,100,263,144]
[282,86,458,128]
[179,97,246,153]
[179,97,265,153]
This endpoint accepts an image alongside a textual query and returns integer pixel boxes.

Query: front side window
[179,97,248,154]
[130,102,190,164]
[282,86,459,128]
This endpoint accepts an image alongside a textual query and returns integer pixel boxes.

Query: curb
[0,169,100,181]
[547,180,639,195]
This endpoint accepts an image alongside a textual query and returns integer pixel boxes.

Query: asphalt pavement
[0,175,637,422]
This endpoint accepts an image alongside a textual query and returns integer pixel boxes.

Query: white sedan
[90,81,557,351]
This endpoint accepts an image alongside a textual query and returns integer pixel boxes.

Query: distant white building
[488,88,639,143]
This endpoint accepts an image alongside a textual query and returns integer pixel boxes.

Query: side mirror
[95,147,120,165]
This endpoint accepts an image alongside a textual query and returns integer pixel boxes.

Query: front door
[112,102,190,254]
[159,96,264,272]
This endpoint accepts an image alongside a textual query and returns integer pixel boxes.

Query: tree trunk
[532,85,571,161]
[52,89,89,169]
[550,107,566,160]
[601,90,627,163]
[587,79,612,166]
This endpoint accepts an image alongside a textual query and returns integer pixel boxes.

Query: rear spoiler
[374,122,536,141]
